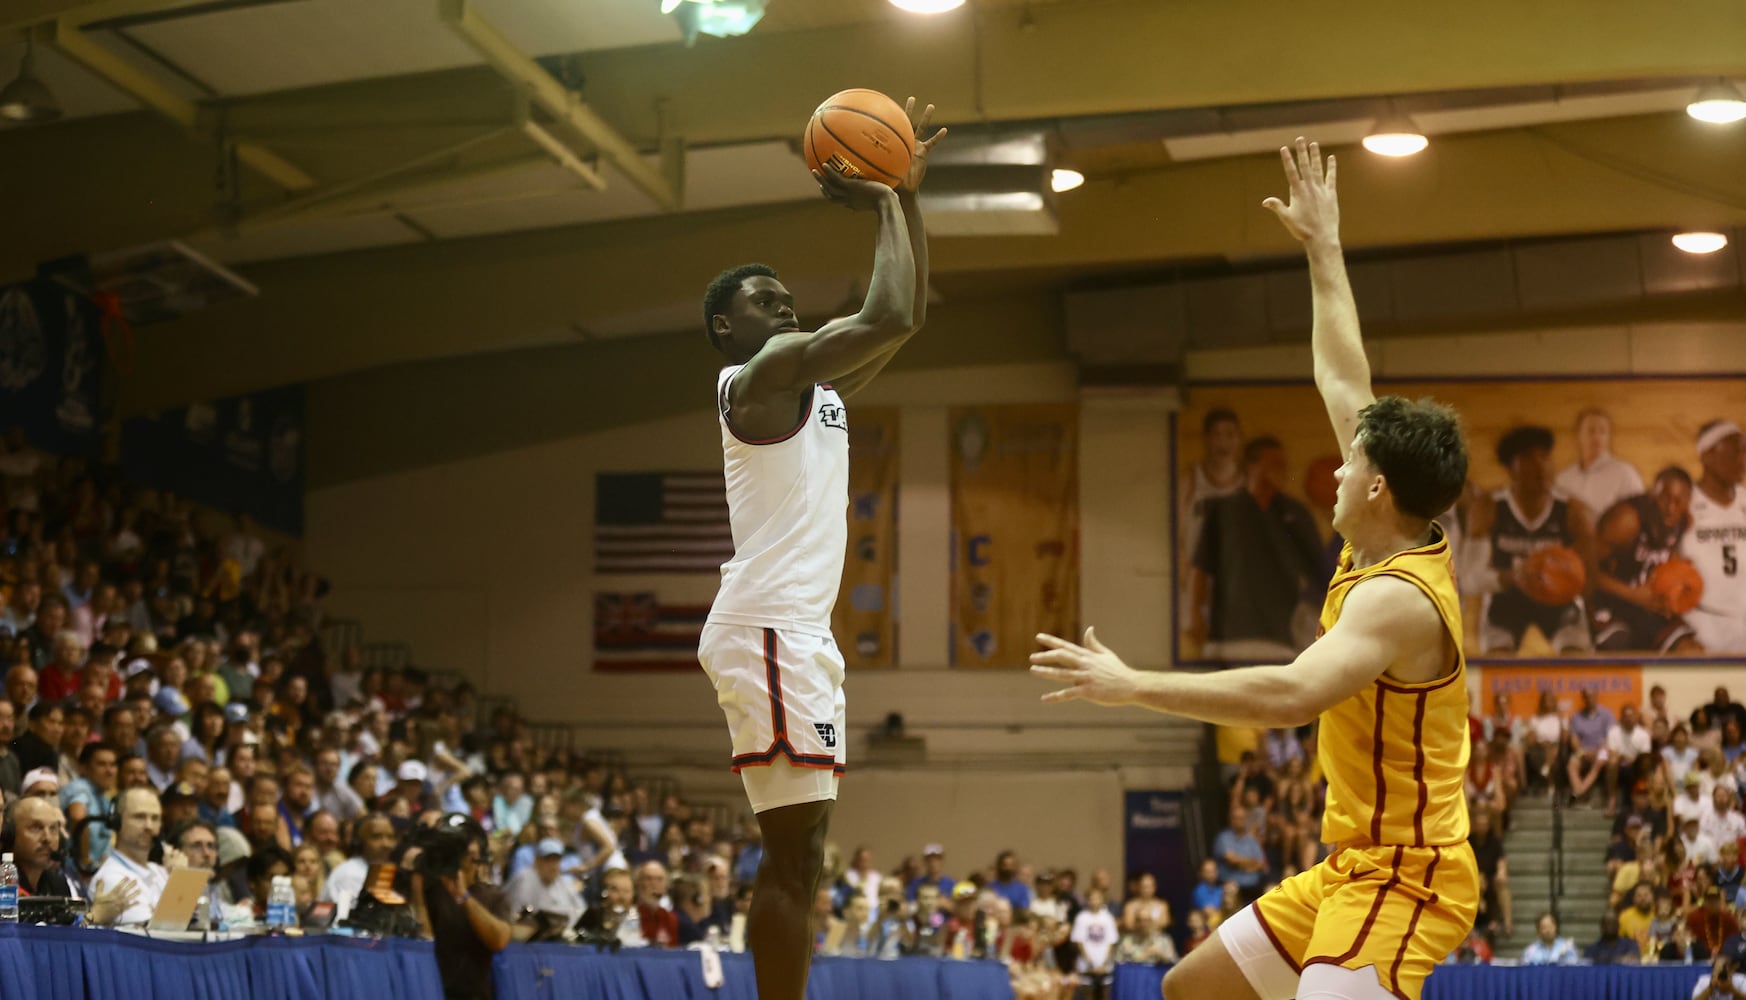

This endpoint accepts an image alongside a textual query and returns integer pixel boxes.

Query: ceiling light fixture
[1686,79,1746,124]
[0,36,63,124]
[889,0,967,12]
[1361,107,1428,157]
[1050,168,1085,193]
[1671,231,1728,254]
[661,0,766,47]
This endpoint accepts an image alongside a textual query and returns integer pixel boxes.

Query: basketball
[1520,545,1586,606]
[1649,557,1704,615]
[804,89,913,188]
[1304,455,1341,509]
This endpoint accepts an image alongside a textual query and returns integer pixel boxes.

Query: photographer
[1693,945,1746,1000]
[409,813,512,1000]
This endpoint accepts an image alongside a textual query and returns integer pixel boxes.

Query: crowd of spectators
[7,435,1742,996]
[1496,684,1746,979]
[0,439,1209,999]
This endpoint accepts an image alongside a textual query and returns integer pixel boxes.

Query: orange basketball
[1649,557,1704,615]
[1304,455,1341,510]
[1521,545,1586,606]
[803,89,913,188]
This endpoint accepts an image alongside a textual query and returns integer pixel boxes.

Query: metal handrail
[1549,784,1566,924]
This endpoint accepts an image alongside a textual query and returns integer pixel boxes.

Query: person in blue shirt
[1212,805,1267,899]
[1519,911,1579,965]
[906,844,955,902]
[988,850,1031,911]
[1190,858,1226,916]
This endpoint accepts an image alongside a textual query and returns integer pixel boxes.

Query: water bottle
[267,875,296,931]
[0,853,17,923]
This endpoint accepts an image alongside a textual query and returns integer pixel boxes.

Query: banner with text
[834,408,899,669]
[950,405,1078,668]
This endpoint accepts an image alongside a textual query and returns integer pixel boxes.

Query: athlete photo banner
[1173,376,1746,665]
[834,408,899,670]
[950,404,1079,668]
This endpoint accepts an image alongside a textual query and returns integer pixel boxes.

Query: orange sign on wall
[1484,663,1644,720]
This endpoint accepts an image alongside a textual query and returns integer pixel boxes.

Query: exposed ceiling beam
[1,0,214,32]
[438,0,679,211]
[109,113,1746,415]
[43,17,315,190]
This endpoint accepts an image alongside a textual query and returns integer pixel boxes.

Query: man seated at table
[1585,911,1643,965]
[504,837,586,927]
[91,785,190,926]
[5,795,134,926]
[324,811,397,923]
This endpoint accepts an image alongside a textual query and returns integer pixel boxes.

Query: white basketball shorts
[699,623,845,813]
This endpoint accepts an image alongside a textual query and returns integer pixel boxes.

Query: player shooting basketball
[1032,138,1479,1000]
[695,98,944,1000]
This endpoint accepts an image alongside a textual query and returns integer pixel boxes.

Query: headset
[102,786,165,864]
[1,797,71,865]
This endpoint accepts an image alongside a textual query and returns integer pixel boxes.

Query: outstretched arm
[1030,576,1444,728]
[831,98,946,399]
[1264,138,1374,460]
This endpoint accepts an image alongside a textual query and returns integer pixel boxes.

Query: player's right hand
[813,168,896,212]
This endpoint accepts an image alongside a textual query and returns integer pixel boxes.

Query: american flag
[593,471,734,574]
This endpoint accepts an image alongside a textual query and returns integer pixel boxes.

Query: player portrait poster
[950,404,1079,668]
[1172,376,1746,665]
[834,408,899,670]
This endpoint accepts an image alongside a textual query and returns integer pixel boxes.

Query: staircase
[1499,793,1616,959]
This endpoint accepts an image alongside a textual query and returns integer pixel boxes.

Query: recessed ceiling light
[1361,111,1427,157]
[889,0,967,12]
[1686,80,1746,124]
[1050,168,1085,193]
[1671,232,1728,254]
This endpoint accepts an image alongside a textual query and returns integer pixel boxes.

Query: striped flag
[592,592,710,671]
[594,471,733,574]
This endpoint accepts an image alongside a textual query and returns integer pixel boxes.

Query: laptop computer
[148,868,212,932]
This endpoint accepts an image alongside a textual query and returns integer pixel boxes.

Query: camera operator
[409,813,512,1000]
[1694,941,1746,1000]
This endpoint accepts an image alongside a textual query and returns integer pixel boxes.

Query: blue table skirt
[0,924,1015,1000]
[493,945,1014,1000]
[1111,961,1708,1000]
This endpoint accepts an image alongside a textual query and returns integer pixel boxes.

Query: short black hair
[1654,465,1693,488]
[79,740,118,765]
[1494,425,1553,467]
[1202,407,1239,435]
[1242,435,1284,466]
[28,701,61,723]
[703,263,778,352]
[170,817,216,848]
[1356,396,1468,521]
[248,844,294,882]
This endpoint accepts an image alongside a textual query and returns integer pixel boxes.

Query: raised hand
[90,876,142,926]
[1262,136,1340,246]
[813,167,897,212]
[898,97,948,194]
[1029,627,1140,706]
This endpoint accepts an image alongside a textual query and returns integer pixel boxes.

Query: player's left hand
[1030,627,1140,706]
[898,97,948,194]
[1263,136,1340,246]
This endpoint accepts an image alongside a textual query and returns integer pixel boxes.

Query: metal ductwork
[1064,228,1746,367]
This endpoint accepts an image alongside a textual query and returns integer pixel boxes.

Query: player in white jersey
[1682,420,1746,653]
[696,99,943,1000]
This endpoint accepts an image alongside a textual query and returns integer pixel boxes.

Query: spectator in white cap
[907,842,956,901]
[504,837,586,924]
[397,759,431,812]
[19,766,58,799]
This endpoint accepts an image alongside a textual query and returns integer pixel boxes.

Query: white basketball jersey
[1681,484,1746,654]
[707,365,850,639]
